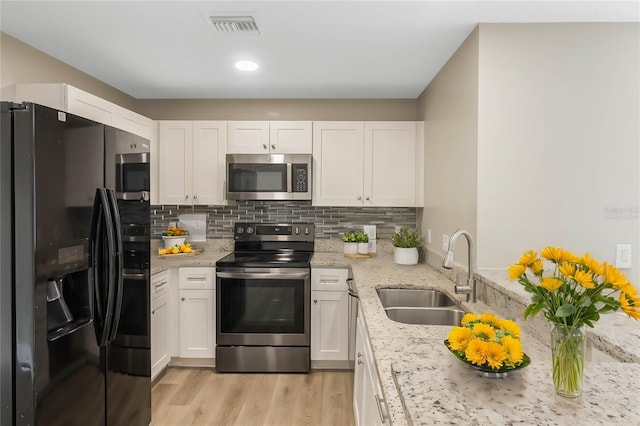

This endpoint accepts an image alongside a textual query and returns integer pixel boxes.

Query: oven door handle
[217,271,310,280]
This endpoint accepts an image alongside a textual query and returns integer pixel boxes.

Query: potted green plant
[341,231,358,255]
[355,231,369,255]
[392,226,422,265]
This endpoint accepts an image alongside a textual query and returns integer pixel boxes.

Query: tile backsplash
[151,201,418,240]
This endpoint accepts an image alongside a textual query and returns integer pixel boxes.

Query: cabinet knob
[181,297,185,301]
[271,144,276,150]
[193,195,198,200]
[366,196,370,201]
[357,351,362,358]
[263,144,268,150]
[151,310,155,315]
[357,196,362,201]
[313,299,318,304]
[185,195,189,199]
[357,359,364,365]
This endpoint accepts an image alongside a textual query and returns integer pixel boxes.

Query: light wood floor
[150,368,356,426]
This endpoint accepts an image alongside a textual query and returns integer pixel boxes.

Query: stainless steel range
[215,223,315,373]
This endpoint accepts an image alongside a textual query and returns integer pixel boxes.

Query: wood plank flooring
[151,368,355,426]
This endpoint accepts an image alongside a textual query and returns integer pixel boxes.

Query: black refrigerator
[0,102,151,425]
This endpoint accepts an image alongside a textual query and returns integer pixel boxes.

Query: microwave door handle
[286,163,292,193]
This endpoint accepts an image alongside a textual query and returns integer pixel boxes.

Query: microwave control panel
[292,164,308,193]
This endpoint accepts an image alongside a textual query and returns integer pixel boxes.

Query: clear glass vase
[551,323,586,398]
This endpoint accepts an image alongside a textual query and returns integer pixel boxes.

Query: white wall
[417,27,479,266]
[476,23,639,283]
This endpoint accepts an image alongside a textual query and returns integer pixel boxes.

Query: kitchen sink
[376,288,458,308]
[384,307,466,326]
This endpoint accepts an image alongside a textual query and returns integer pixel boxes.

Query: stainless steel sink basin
[377,288,457,308]
[384,307,465,326]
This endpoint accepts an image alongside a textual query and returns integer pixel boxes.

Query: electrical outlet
[426,229,432,244]
[616,244,632,269]
[442,234,449,251]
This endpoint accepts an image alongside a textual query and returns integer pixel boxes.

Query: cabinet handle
[263,144,268,150]
[375,394,388,423]
[357,196,362,201]
[271,144,276,150]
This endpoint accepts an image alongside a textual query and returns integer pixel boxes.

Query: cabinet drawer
[311,268,349,291]
[179,267,215,290]
[151,270,170,299]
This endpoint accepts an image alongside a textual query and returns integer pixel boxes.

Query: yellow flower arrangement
[509,247,639,325]
[445,312,528,371]
[509,246,639,396]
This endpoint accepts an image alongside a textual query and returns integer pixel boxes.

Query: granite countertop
[152,243,639,425]
[310,252,640,426]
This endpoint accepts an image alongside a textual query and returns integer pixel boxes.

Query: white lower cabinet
[178,268,216,359]
[310,268,354,368]
[353,311,388,426]
[151,270,171,380]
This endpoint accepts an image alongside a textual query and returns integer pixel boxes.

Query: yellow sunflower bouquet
[445,312,528,371]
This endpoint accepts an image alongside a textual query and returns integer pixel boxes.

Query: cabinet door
[179,289,215,358]
[312,122,365,206]
[151,292,170,380]
[66,85,114,125]
[192,121,227,205]
[311,290,349,361]
[364,122,417,207]
[270,121,312,154]
[158,121,192,205]
[227,121,269,153]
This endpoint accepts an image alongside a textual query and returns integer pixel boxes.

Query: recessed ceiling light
[235,60,258,71]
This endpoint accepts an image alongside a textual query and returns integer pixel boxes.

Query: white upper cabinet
[228,121,312,154]
[313,121,422,207]
[313,122,366,206]
[10,83,154,139]
[158,121,226,205]
[364,122,418,206]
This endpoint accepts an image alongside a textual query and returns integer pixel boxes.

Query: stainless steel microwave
[226,153,312,201]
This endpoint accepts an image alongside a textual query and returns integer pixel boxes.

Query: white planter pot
[343,242,358,255]
[394,247,418,265]
[358,242,369,255]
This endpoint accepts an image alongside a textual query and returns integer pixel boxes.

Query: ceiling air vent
[207,15,260,35]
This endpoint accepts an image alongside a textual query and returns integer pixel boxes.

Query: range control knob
[304,227,310,235]
[236,226,245,234]
[294,227,300,235]
[246,226,254,234]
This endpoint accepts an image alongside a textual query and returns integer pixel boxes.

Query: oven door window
[116,162,150,193]
[228,163,287,193]
[219,278,305,334]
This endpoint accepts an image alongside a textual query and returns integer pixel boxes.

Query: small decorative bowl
[162,235,187,246]
[444,340,531,378]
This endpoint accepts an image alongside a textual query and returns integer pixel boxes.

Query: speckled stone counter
[150,239,232,274]
[310,252,640,426]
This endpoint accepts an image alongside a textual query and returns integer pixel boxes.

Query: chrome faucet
[442,229,476,303]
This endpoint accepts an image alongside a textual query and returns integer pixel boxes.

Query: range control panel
[234,223,315,242]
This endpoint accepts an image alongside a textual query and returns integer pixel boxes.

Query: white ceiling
[1,1,638,99]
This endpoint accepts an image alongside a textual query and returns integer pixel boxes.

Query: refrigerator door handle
[90,190,106,344]
[91,188,118,347]
[106,188,124,342]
